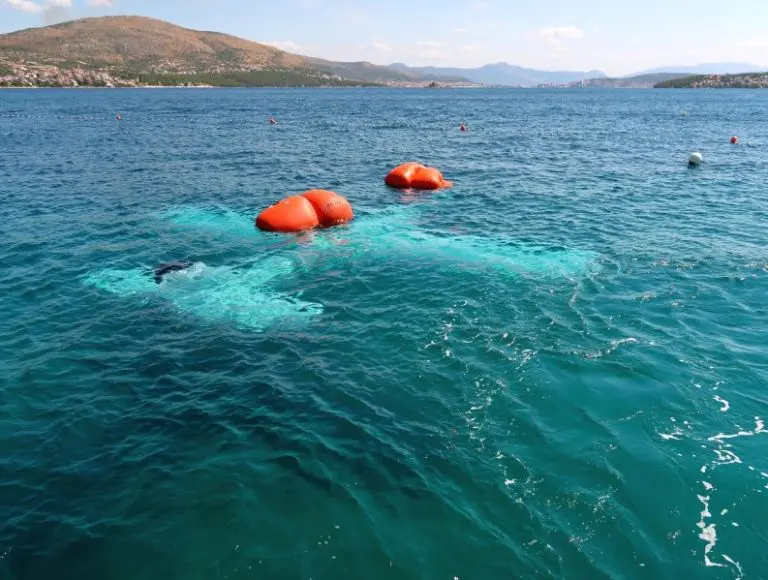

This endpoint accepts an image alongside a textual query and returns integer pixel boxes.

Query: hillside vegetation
[655,72,768,88]
[0,16,305,72]
[0,16,470,87]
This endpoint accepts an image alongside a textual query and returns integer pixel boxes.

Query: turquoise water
[1,88,767,579]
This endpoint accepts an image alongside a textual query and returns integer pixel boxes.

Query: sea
[1,87,767,580]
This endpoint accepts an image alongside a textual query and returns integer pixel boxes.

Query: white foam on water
[696,494,723,568]
[585,337,638,359]
[83,258,322,331]
[723,555,744,578]
[660,426,684,441]
[708,417,767,444]
[710,431,752,443]
[712,448,742,467]
[713,396,730,413]
[689,416,767,577]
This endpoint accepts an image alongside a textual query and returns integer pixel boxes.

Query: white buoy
[689,152,703,166]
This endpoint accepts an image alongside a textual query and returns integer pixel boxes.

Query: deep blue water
[1,88,768,580]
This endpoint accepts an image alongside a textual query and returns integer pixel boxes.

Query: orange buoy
[731,136,739,144]
[385,162,423,188]
[256,195,319,232]
[301,189,354,227]
[410,166,446,190]
[385,162,451,190]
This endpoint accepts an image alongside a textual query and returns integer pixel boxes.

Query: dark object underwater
[153,261,193,284]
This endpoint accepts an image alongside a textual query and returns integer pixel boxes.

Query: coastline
[0,84,485,89]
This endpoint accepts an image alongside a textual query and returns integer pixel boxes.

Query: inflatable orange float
[255,190,353,233]
[301,189,354,227]
[385,162,452,190]
[256,196,320,233]
[411,166,446,190]
[385,162,423,188]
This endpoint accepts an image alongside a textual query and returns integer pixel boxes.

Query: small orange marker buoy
[730,136,738,144]
[301,189,353,227]
[256,196,319,233]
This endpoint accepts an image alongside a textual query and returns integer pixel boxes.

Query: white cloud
[454,27,467,34]
[338,9,367,25]
[311,40,505,69]
[741,38,768,50]
[6,0,43,13]
[417,40,445,48]
[369,42,392,52]
[470,1,489,9]
[263,40,302,53]
[419,48,447,60]
[5,0,74,12]
[88,0,114,5]
[538,25,584,44]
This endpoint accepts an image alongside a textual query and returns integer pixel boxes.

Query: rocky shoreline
[0,62,211,88]
[0,60,479,89]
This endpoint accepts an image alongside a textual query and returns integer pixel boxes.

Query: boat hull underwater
[83,205,600,332]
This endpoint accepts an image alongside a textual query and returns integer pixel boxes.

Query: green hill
[655,72,768,88]
[0,16,471,87]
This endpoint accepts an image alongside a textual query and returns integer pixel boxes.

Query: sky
[2,0,768,76]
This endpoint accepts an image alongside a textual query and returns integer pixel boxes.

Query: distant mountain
[0,16,472,86]
[307,59,469,84]
[633,63,765,76]
[390,62,607,86]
